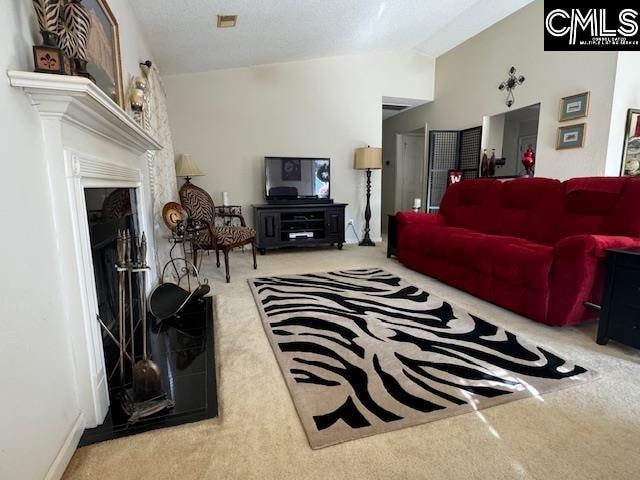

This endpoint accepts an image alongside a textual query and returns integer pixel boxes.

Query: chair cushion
[213,225,255,246]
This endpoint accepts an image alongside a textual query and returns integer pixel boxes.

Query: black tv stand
[253,202,347,254]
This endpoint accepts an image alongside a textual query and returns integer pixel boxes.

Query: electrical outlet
[347,219,354,226]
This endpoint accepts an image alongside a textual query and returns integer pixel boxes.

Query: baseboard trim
[345,237,383,245]
[45,412,85,480]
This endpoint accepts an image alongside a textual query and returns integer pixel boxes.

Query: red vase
[522,144,535,176]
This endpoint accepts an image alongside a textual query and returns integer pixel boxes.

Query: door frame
[394,123,428,213]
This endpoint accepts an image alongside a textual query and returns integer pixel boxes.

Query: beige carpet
[249,268,595,449]
[64,244,640,480]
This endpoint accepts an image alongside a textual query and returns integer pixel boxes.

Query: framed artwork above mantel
[84,0,124,107]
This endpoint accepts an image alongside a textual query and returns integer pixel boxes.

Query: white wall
[386,0,619,181]
[164,51,435,243]
[0,2,154,479]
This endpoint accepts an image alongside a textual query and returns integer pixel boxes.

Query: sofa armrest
[395,211,445,226]
[395,212,445,261]
[548,235,640,326]
[554,234,640,259]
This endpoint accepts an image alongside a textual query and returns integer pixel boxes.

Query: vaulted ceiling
[130,0,533,75]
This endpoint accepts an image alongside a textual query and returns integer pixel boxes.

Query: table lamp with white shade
[175,154,204,185]
[354,146,382,246]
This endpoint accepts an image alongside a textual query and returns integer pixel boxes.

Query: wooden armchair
[179,182,256,282]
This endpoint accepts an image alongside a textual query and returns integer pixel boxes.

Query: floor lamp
[354,146,382,246]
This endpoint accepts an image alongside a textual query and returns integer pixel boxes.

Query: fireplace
[65,153,155,426]
[9,71,163,430]
[9,71,220,474]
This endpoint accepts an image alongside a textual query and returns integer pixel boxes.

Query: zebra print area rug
[248,268,595,449]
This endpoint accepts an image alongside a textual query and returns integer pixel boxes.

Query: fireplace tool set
[112,230,174,423]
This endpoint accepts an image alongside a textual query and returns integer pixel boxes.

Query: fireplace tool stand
[97,230,175,424]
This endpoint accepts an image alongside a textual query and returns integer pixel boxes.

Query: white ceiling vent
[217,15,237,28]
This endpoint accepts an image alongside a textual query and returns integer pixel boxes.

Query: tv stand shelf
[253,203,347,254]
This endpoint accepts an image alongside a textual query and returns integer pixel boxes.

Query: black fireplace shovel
[132,234,163,402]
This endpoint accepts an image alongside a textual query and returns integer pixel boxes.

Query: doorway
[395,129,427,213]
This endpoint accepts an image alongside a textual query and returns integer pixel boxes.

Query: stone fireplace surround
[8,71,162,437]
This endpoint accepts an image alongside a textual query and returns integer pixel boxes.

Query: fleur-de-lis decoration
[40,53,57,68]
[498,66,526,108]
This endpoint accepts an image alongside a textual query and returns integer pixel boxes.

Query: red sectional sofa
[396,177,640,327]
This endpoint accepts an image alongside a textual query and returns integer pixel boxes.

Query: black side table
[168,227,206,285]
[215,205,243,227]
[597,248,640,349]
[387,214,397,258]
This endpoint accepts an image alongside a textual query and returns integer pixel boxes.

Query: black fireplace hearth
[79,297,217,445]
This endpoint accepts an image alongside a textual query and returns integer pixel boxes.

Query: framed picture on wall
[559,91,590,122]
[281,158,301,181]
[556,123,586,149]
[84,0,124,107]
[621,108,640,176]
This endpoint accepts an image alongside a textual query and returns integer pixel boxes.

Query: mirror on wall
[480,103,540,178]
[622,108,640,176]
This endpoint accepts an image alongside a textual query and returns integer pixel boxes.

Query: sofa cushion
[418,226,553,290]
[439,179,501,233]
[491,178,563,244]
[559,177,625,238]
[439,178,563,244]
[602,177,640,237]
[559,177,640,239]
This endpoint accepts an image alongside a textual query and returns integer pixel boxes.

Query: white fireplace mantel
[8,70,164,434]
[8,70,162,154]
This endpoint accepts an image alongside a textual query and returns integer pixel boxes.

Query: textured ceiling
[130,0,533,76]
[414,0,533,57]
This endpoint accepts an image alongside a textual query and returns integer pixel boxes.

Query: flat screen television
[265,157,331,202]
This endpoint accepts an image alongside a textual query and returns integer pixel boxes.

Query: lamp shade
[175,154,204,177]
[354,147,382,170]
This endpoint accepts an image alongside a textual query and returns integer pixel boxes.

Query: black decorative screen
[427,131,459,212]
[426,126,482,212]
[459,126,482,180]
